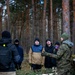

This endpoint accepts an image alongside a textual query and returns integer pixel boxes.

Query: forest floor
[16,54,56,75]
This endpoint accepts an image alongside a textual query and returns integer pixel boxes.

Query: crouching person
[29,38,45,71]
[0,31,20,75]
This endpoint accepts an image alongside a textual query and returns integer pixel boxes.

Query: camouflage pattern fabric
[42,40,74,75]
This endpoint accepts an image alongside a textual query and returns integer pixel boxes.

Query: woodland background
[0,0,75,54]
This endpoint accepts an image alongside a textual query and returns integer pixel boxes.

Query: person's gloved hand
[41,52,48,56]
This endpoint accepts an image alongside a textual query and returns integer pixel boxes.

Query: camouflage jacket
[45,40,74,71]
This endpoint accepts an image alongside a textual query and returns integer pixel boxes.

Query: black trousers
[15,62,22,70]
[31,64,42,70]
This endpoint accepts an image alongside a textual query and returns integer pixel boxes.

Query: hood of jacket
[62,40,74,48]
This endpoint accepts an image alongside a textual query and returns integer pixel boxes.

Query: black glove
[41,52,49,56]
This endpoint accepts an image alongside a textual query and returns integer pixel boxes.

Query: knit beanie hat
[55,42,60,45]
[46,39,51,42]
[14,39,19,42]
[34,38,40,42]
[61,33,69,40]
[2,31,11,38]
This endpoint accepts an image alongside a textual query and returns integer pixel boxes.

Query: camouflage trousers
[0,72,16,75]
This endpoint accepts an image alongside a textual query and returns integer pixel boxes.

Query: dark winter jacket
[0,38,20,72]
[44,44,55,68]
[15,45,24,63]
[51,47,58,67]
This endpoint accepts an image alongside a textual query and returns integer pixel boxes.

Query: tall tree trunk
[25,6,30,53]
[53,3,58,43]
[48,1,51,39]
[72,0,75,54]
[53,15,58,43]
[42,0,46,46]
[32,0,39,38]
[50,0,53,43]
[6,0,10,31]
[31,0,35,44]
[39,8,43,45]
[62,0,70,36]
[19,20,24,41]
[48,0,53,42]
[0,7,2,37]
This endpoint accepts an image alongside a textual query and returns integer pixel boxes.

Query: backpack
[0,44,12,70]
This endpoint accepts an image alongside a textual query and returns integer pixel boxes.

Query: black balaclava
[14,39,19,47]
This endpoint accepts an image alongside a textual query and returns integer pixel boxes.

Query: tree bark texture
[72,0,75,54]
[50,0,53,43]
[62,0,70,36]
[0,7,2,37]
[42,0,46,46]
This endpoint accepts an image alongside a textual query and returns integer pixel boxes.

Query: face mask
[55,45,59,49]
[15,43,19,47]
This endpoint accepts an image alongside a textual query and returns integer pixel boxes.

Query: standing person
[54,42,60,54]
[29,38,45,71]
[42,33,74,75]
[14,39,24,70]
[44,39,55,69]
[0,31,20,75]
[52,42,60,67]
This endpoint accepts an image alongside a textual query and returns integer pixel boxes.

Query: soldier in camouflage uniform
[42,33,74,75]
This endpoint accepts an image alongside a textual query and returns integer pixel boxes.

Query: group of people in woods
[0,30,74,75]
[29,38,60,71]
[29,33,74,75]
